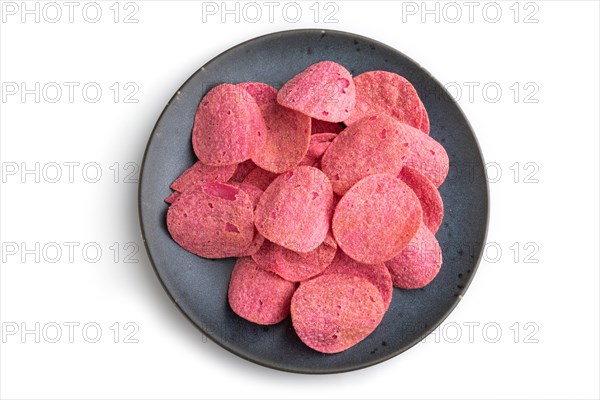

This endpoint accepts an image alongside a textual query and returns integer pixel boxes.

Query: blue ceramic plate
[139,29,489,374]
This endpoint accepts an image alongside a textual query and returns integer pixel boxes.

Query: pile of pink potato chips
[166,61,449,354]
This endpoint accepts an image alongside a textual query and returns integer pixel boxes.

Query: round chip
[236,231,265,257]
[291,274,385,354]
[399,166,444,234]
[252,232,337,282]
[321,115,412,195]
[385,223,443,289]
[236,230,265,257]
[170,161,237,193]
[192,83,267,166]
[230,182,266,257]
[228,257,297,325]
[403,123,449,187]
[345,71,422,128]
[277,61,356,123]
[230,182,263,207]
[307,133,338,156]
[332,174,422,264]
[166,181,254,258]
[239,82,311,173]
[320,251,393,311]
[311,118,344,134]
[241,166,278,191]
[299,133,338,167]
[238,81,275,107]
[255,166,333,253]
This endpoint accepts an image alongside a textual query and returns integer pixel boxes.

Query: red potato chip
[311,118,344,134]
[300,142,331,166]
[345,71,422,128]
[419,101,430,134]
[251,240,285,275]
[166,161,237,204]
[399,166,444,234]
[238,82,311,173]
[332,174,422,264]
[252,232,337,282]
[298,157,318,168]
[241,167,278,191]
[237,231,265,257]
[167,182,254,258]
[402,123,449,187]
[165,191,181,204]
[291,274,385,354]
[230,182,266,257]
[299,133,338,167]
[238,81,275,106]
[277,61,356,123]
[228,257,297,325]
[230,159,257,183]
[321,115,412,196]
[385,223,442,289]
[170,161,237,193]
[192,83,267,166]
[306,141,331,160]
[230,182,263,208]
[320,251,393,311]
[309,133,338,149]
[255,166,333,253]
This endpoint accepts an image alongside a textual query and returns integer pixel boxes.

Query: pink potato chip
[238,82,311,173]
[255,166,334,253]
[230,182,266,257]
[307,133,338,155]
[311,118,344,134]
[230,159,257,183]
[164,191,181,204]
[170,161,237,193]
[277,61,356,123]
[321,115,413,196]
[345,71,422,128]
[192,83,267,166]
[332,174,422,264]
[241,167,278,191]
[230,182,263,208]
[299,133,338,167]
[385,223,442,289]
[238,235,265,257]
[228,257,297,325]
[166,181,254,259]
[402,123,449,187]
[291,274,385,354]
[418,101,430,134]
[252,232,337,282]
[320,251,393,311]
[399,166,444,234]
[238,81,275,107]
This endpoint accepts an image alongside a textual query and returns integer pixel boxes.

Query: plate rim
[138,28,490,374]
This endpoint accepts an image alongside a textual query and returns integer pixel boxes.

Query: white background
[1,1,599,399]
